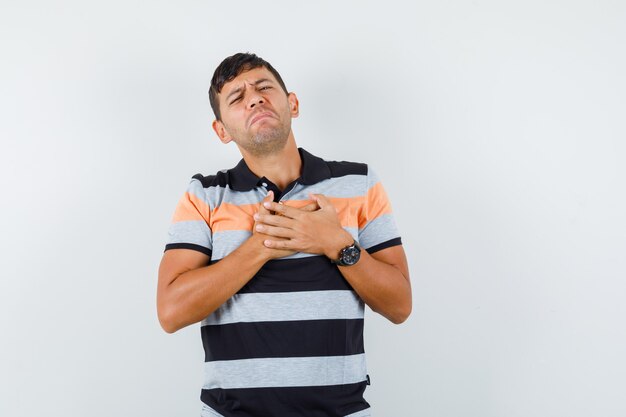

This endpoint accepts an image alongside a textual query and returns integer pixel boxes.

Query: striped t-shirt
[165,148,401,417]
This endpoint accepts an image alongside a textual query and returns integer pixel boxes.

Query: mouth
[248,111,275,127]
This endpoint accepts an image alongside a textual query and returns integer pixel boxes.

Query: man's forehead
[221,67,276,94]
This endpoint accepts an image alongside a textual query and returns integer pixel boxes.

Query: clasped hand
[253,191,353,259]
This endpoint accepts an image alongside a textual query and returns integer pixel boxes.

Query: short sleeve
[164,178,213,257]
[357,166,402,254]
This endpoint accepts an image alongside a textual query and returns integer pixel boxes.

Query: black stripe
[326,160,368,178]
[202,319,364,362]
[192,172,228,188]
[164,243,212,257]
[222,255,354,293]
[201,381,369,417]
[191,149,370,191]
[365,237,402,254]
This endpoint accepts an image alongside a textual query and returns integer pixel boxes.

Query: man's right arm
[157,191,295,333]
[157,191,302,333]
[157,233,273,333]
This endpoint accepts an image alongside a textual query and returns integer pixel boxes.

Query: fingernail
[253,214,259,220]
[263,202,271,208]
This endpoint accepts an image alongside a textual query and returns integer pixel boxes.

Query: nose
[247,89,264,109]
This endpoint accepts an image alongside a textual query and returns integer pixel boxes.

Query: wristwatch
[332,241,361,266]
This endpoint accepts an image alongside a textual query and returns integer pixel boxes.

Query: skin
[157,67,412,333]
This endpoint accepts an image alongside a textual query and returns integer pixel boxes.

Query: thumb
[259,190,273,214]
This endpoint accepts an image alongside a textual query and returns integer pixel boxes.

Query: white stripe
[203,354,367,389]
[202,290,364,326]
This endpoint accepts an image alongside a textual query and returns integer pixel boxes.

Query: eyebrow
[225,78,274,103]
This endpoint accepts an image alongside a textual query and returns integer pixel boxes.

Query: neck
[240,134,301,190]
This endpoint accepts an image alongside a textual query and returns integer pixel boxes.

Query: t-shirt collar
[228,147,331,191]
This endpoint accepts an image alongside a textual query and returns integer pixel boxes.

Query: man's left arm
[335,242,411,324]
[254,195,412,324]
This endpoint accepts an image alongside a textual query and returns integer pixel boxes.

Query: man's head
[210,53,299,157]
[209,53,289,121]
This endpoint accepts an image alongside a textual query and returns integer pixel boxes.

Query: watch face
[342,245,361,265]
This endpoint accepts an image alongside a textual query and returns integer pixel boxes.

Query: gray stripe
[281,175,367,201]
[200,404,224,417]
[210,230,251,259]
[167,220,212,249]
[186,179,214,210]
[203,354,367,389]
[358,213,399,250]
[344,408,372,417]
[366,167,381,187]
[188,180,266,209]
[202,290,364,326]
[203,184,265,207]
[210,227,358,261]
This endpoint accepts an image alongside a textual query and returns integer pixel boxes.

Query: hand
[249,191,295,260]
[253,193,354,259]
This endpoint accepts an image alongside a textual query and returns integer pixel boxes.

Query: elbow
[159,320,178,334]
[389,308,411,324]
[157,304,181,334]
[388,300,412,325]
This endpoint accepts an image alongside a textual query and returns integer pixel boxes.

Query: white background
[1,1,625,416]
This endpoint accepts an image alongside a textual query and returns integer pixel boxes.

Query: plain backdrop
[1,1,625,416]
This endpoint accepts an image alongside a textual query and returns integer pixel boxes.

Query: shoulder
[321,158,382,188]
[190,170,229,189]
[325,160,368,177]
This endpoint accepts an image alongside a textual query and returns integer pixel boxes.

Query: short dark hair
[209,52,289,121]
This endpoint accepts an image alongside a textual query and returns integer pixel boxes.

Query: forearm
[158,238,267,333]
[338,249,412,324]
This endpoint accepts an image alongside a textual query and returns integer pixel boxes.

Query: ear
[212,119,232,144]
[287,92,299,118]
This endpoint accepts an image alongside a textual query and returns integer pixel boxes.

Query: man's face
[212,66,299,156]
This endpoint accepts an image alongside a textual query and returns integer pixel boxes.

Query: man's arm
[157,192,293,333]
[336,245,411,324]
[254,195,412,324]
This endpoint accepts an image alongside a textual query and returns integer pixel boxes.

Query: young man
[157,53,411,417]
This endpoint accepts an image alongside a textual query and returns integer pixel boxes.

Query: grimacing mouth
[248,110,276,128]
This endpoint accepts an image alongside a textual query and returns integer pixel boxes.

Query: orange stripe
[359,182,392,228]
[171,192,211,223]
[210,203,257,232]
[208,197,366,233]
[172,187,391,232]
[327,197,364,229]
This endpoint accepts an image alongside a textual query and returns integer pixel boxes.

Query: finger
[263,201,302,219]
[255,224,296,238]
[258,191,273,215]
[309,193,334,211]
[263,238,295,250]
[300,201,320,212]
[255,213,294,228]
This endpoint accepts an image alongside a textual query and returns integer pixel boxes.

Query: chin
[245,128,289,155]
